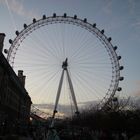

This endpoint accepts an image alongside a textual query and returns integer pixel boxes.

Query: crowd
[0,122,139,140]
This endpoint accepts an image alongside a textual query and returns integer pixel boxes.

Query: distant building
[0,33,32,134]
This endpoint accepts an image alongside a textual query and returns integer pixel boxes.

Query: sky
[0,0,140,114]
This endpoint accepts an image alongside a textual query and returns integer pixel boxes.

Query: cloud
[128,0,140,29]
[131,80,140,97]
[128,0,136,15]
[135,91,140,97]
[32,103,71,118]
[0,0,39,19]
[32,100,99,118]
[102,0,113,15]
[132,21,140,28]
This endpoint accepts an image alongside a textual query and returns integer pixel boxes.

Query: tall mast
[51,58,79,127]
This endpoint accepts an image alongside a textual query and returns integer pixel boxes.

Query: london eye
[6,13,123,118]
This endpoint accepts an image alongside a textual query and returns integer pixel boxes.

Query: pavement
[19,137,33,140]
[0,136,33,140]
[130,134,140,140]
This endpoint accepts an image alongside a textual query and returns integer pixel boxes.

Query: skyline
[0,0,140,106]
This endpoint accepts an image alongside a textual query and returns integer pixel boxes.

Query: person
[47,128,60,140]
[129,134,140,140]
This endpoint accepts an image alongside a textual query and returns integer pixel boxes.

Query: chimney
[0,33,6,52]
[18,70,26,87]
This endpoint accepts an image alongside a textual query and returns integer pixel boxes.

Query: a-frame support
[51,58,79,127]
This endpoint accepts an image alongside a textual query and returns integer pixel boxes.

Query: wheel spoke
[7,14,122,116]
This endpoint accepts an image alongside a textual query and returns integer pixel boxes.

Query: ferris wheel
[5,13,123,117]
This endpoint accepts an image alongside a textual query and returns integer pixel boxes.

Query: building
[0,33,32,134]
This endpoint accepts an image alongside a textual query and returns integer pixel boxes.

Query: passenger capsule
[53,13,56,17]
[75,111,80,115]
[113,46,117,51]
[83,18,87,23]
[64,13,67,18]
[23,24,27,29]
[119,66,124,70]
[93,23,96,28]
[117,87,122,91]
[117,56,121,60]
[33,18,36,23]
[113,97,118,102]
[74,15,77,19]
[54,110,57,113]
[9,39,13,44]
[108,37,112,42]
[4,49,8,54]
[42,15,46,19]
[119,77,124,81]
[101,30,104,34]
[15,30,19,36]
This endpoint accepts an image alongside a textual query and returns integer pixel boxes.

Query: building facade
[0,33,32,134]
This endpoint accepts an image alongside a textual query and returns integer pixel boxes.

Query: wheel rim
[7,14,122,116]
